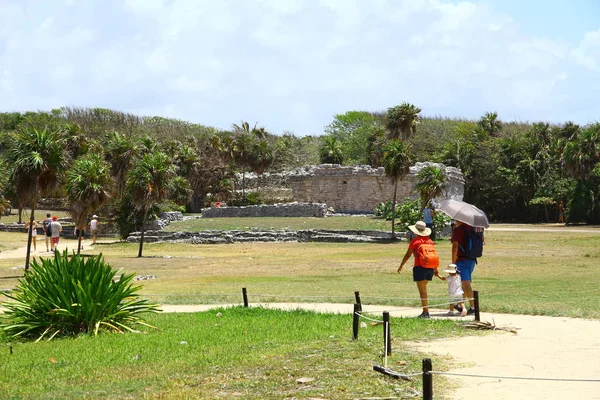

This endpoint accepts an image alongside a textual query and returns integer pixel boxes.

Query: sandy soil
[0,239,98,260]
[160,303,600,400]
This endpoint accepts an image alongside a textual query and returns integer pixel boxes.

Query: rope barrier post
[354,291,362,312]
[352,303,360,341]
[242,287,248,308]
[383,311,391,356]
[474,290,480,322]
[422,358,433,400]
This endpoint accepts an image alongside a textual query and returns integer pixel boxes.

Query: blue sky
[0,0,599,136]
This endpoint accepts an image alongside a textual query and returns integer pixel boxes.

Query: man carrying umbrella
[437,199,489,315]
[452,221,477,314]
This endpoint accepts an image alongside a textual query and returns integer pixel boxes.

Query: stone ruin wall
[288,163,464,214]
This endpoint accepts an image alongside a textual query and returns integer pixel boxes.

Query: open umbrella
[437,199,489,228]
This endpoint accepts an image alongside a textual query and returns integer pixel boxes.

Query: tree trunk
[77,227,82,255]
[18,207,23,224]
[391,178,398,239]
[137,208,149,258]
[242,168,246,198]
[25,208,36,271]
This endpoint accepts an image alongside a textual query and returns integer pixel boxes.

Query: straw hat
[408,221,431,237]
[443,264,458,274]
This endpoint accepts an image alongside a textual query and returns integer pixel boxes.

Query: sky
[0,0,599,136]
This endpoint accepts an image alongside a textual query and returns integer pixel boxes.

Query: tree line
[321,108,600,225]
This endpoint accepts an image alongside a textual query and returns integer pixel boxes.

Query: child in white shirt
[441,264,467,316]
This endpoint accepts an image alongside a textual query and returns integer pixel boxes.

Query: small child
[441,264,467,317]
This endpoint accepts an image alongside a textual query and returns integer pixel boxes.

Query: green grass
[2,227,600,318]
[0,209,71,225]
[0,307,468,399]
[163,216,393,232]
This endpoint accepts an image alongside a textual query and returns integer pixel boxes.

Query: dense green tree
[4,128,70,269]
[478,112,502,137]
[415,165,447,211]
[66,154,112,254]
[319,136,344,165]
[385,103,421,141]
[324,111,380,165]
[104,131,138,196]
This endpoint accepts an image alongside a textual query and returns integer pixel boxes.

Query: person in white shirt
[440,264,467,317]
[89,215,99,244]
[50,216,62,252]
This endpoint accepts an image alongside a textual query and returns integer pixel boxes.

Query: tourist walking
[440,264,467,316]
[43,213,53,252]
[50,216,62,252]
[451,220,479,314]
[89,215,99,244]
[397,221,442,318]
[423,203,436,239]
[24,220,39,251]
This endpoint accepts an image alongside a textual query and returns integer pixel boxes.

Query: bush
[0,251,159,341]
[374,198,450,235]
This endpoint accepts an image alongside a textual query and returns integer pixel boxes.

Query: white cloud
[0,0,598,133]
[571,29,600,71]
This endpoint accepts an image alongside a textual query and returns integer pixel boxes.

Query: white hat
[443,264,458,274]
[92,215,98,219]
[408,221,431,237]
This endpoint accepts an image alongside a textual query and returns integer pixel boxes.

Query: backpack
[458,226,484,259]
[416,241,440,269]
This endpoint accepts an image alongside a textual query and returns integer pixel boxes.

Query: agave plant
[0,250,160,341]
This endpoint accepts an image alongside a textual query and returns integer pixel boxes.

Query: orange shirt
[408,236,435,267]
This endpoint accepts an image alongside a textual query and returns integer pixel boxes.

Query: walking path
[160,303,600,400]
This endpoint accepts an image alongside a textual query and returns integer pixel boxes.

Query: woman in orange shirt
[397,221,442,318]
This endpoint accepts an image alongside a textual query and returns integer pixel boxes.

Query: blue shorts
[413,266,434,282]
[456,259,476,281]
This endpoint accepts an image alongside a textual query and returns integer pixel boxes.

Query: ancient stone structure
[201,203,328,218]
[288,162,464,214]
[127,228,404,244]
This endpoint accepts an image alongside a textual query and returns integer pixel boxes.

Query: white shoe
[460,309,468,317]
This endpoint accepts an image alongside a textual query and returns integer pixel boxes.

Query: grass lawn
[1,220,599,318]
[0,307,470,399]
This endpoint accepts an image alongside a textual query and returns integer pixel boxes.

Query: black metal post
[474,290,480,322]
[383,311,391,356]
[10,345,13,355]
[352,303,360,340]
[354,291,362,312]
[422,358,433,400]
[242,287,248,307]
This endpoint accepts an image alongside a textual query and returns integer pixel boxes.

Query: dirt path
[0,239,97,260]
[160,303,600,400]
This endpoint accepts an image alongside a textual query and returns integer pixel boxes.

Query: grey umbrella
[437,199,489,228]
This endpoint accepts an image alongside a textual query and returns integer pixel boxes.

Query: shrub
[0,251,159,341]
[374,198,450,235]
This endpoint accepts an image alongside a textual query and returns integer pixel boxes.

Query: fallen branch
[462,319,518,334]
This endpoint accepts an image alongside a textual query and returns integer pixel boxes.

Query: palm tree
[5,128,69,270]
[562,124,600,179]
[104,131,137,196]
[66,154,112,254]
[383,140,413,237]
[319,136,344,164]
[385,103,422,141]
[233,120,268,140]
[250,139,275,190]
[415,165,447,210]
[478,112,502,137]
[126,151,178,257]
[233,131,256,198]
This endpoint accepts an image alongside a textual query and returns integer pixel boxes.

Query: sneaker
[446,311,456,316]
[417,312,430,319]
[455,304,463,312]
[467,308,476,315]
[460,309,467,317]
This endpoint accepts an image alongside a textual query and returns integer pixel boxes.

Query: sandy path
[0,239,97,260]
[160,303,600,400]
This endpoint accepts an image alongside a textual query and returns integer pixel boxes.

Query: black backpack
[458,226,484,259]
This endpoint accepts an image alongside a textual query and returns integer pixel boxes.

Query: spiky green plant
[0,251,160,341]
